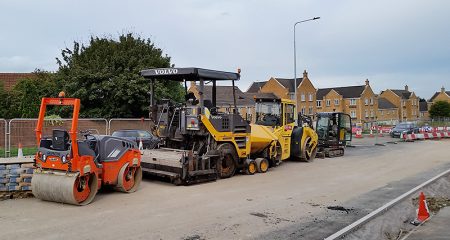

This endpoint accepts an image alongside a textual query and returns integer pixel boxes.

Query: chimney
[405,85,409,91]
[365,79,369,86]
[441,86,445,93]
[303,70,308,79]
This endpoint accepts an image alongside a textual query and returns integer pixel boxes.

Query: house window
[326,99,331,106]
[301,93,305,102]
[365,110,368,118]
[301,107,306,115]
[369,97,373,105]
[370,110,374,117]
[364,98,369,106]
[349,99,356,106]
[316,100,322,107]
[290,93,295,100]
[308,106,313,115]
[350,110,356,118]
[334,99,340,106]
[380,110,384,116]
[413,110,416,116]
[308,93,313,102]
[420,112,424,117]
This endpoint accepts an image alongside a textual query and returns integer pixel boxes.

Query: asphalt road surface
[0,139,449,240]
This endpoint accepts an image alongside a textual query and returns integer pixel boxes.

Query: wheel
[116,163,142,193]
[245,159,257,175]
[32,170,98,205]
[301,136,318,162]
[255,158,269,173]
[216,143,237,178]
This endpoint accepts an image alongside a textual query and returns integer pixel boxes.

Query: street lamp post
[294,17,320,122]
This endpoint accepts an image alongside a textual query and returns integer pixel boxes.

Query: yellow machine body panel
[200,115,250,158]
[249,124,278,154]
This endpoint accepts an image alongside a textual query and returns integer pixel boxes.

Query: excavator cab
[315,112,352,157]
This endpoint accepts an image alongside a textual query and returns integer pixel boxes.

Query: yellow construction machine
[253,94,352,158]
[251,94,318,164]
[140,67,269,185]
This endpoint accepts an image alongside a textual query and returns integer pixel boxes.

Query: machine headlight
[62,155,67,163]
[42,155,47,161]
[187,117,199,130]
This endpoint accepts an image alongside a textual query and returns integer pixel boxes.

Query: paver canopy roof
[141,68,240,81]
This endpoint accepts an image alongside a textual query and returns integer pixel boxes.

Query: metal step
[141,167,179,178]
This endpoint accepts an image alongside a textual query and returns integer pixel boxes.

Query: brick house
[429,87,450,104]
[316,79,378,128]
[377,97,399,125]
[379,85,420,122]
[419,100,429,121]
[189,84,255,121]
[246,70,317,116]
[0,73,36,91]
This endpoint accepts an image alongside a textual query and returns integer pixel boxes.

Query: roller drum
[32,169,98,205]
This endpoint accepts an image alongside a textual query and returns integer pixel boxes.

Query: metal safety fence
[6,118,107,158]
[108,118,154,135]
[0,118,158,158]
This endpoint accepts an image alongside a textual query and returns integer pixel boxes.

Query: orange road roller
[32,95,142,205]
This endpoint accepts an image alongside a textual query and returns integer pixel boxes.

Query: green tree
[0,82,12,118]
[429,101,450,118]
[8,71,60,118]
[56,33,184,118]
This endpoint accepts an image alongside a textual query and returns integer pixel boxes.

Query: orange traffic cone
[369,129,374,137]
[412,192,430,225]
[17,142,24,158]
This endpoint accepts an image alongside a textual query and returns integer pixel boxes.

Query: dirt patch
[412,196,450,213]
[250,212,268,218]
[327,206,354,213]
[183,234,205,240]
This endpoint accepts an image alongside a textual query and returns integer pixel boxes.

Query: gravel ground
[0,139,449,240]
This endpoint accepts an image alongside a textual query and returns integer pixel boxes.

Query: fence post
[108,119,113,135]
[0,119,7,158]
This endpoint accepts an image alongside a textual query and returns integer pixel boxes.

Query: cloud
[0,0,449,99]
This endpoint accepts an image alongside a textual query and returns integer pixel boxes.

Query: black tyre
[255,158,269,173]
[216,143,237,178]
[245,159,257,175]
[301,137,318,162]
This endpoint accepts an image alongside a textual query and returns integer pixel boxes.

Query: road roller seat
[52,129,70,151]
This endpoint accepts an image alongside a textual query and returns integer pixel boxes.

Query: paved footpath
[406,207,450,240]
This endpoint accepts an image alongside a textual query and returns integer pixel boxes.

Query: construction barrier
[355,128,363,138]
[402,130,450,141]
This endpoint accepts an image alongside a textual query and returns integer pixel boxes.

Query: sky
[1,0,449,99]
